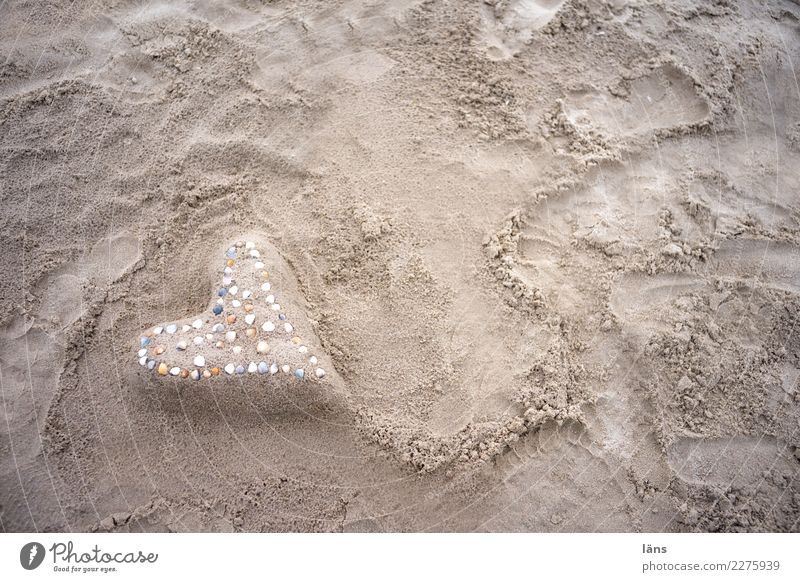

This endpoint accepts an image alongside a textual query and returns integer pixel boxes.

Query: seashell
[229,285,238,295]
[224,266,233,275]
[294,369,305,379]
[153,326,164,335]
[298,346,308,353]
[271,304,281,311]
[147,359,156,370]
[236,365,246,374]
[262,321,275,332]
[249,249,260,258]
[231,300,242,308]
[225,331,236,342]
[215,341,225,349]
[284,323,293,333]
[226,259,235,267]
[193,355,205,367]
[192,319,203,329]
[212,304,223,315]
[245,241,255,249]
[291,336,302,345]
[309,356,318,365]
[244,304,254,313]
[261,282,271,292]
[224,363,235,375]
[245,313,256,325]
[232,346,243,355]
[169,367,181,376]
[212,323,224,333]
[154,346,165,355]
[226,248,237,259]
[315,368,326,379]
[254,261,264,269]
[158,363,169,375]
[235,240,244,248]
[247,362,258,374]
[193,336,204,345]
[258,362,269,374]
[266,294,275,304]
[242,290,252,299]
[138,348,148,357]
[245,328,257,338]
[257,341,269,354]
[181,324,191,333]
[180,369,190,378]
[206,333,214,340]
[176,340,188,351]
[140,337,151,347]
[261,271,269,279]
[278,314,286,320]
[211,367,221,376]
[223,276,232,286]
[166,324,178,334]
[203,370,212,378]
[226,314,237,324]
[139,356,147,366]
[281,364,290,374]
[190,370,200,381]
[270,363,279,375]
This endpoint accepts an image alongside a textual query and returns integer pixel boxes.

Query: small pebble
[242,290,252,299]
[226,331,236,342]
[176,340,188,351]
[226,248,237,259]
[249,250,260,258]
[224,266,233,275]
[154,346,165,355]
[153,326,163,335]
[245,314,256,325]
[180,369,190,379]
[138,356,147,366]
[291,336,302,345]
[158,363,169,375]
[261,282,271,292]
[193,336,204,346]
[271,304,281,311]
[258,362,269,374]
[138,348,148,357]
[181,324,191,333]
[226,259,235,267]
[315,368,326,379]
[236,365,246,375]
[298,346,308,354]
[140,337,150,347]
[266,294,275,304]
[169,367,181,376]
[194,355,205,367]
[244,304,254,313]
[278,314,286,321]
[205,333,214,340]
[190,370,200,381]
[284,323,293,333]
[270,363,279,375]
[294,369,305,379]
[203,370,212,379]
[309,356,318,365]
[247,362,258,374]
[211,367,221,376]
[226,315,237,324]
[245,328,256,338]
[229,285,239,295]
[257,341,270,354]
[166,324,177,334]
[224,363,235,375]
[212,323,224,332]
[147,359,156,370]
[192,319,203,329]
[261,271,269,279]
[212,304,223,315]
[215,341,225,349]
[254,261,265,270]
[262,321,275,332]
[231,300,242,308]
[281,364,290,374]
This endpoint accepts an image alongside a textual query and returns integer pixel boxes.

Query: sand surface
[1,0,800,532]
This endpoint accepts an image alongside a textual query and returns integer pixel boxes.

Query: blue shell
[294,369,305,379]
[212,304,223,315]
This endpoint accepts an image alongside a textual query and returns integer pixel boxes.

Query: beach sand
[1,0,799,532]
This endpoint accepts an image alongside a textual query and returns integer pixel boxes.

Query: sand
[1,0,799,532]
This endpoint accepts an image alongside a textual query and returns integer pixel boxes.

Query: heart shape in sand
[134,236,326,382]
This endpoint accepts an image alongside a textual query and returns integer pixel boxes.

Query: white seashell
[216,298,224,304]
[193,355,205,367]
[242,290,252,299]
[232,300,242,308]
[247,362,258,373]
[223,276,232,285]
[245,241,255,249]
[262,321,275,332]
[138,356,147,366]
[270,363,279,375]
[176,340,188,351]
[284,323,293,333]
[281,364,290,374]
[315,368,326,379]
[224,363,235,375]
[181,325,191,333]
[266,294,275,304]
[257,341,269,354]
[232,346,243,355]
[271,304,281,311]
[249,249,260,258]
[225,331,236,342]
[169,367,181,376]
[153,326,163,335]
[261,282,271,292]
[309,356,318,365]
[298,345,308,353]
[224,266,233,275]
[166,324,177,334]
[245,314,256,325]
[193,336,204,345]
[192,319,203,329]
[190,370,200,381]
[212,324,224,333]
[254,261,264,269]
[138,348,147,357]
[229,285,238,295]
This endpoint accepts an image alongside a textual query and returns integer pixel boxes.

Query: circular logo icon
[20,542,46,570]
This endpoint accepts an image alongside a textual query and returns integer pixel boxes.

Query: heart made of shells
[135,239,326,382]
